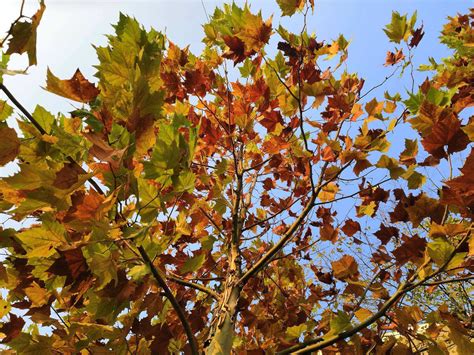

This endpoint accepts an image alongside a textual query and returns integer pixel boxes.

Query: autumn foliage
[0,0,473,354]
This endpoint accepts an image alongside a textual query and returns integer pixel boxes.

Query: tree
[0,0,472,353]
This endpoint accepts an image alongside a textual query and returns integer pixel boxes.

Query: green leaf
[32,105,55,134]
[128,264,148,281]
[180,253,206,273]
[383,11,416,44]
[174,171,195,193]
[427,238,454,266]
[276,0,305,17]
[329,311,351,335]
[137,178,163,223]
[376,155,405,179]
[238,59,255,78]
[5,162,55,190]
[16,221,67,257]
[84,243,118,290]
[0,100,13,121]
[402,166,426,189]
[5,1,46,66]
[286,324,307,339]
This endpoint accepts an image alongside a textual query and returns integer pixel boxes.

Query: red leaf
[409,25,425,48]
[259,110,283,133]
[341,219,361,237]
[421,110,469,159]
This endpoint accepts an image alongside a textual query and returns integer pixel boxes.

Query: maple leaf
[0,3,472,354]
[320,224,339,243]
[276,0,305,16]
[47,248,91,287]
[421,110,469,159]
[383,11,417,44]
[0,314,25,343]
[259,110,283,132]
[392,234,426,265]
[331,255,359,280]
[0,126,20,166]
[5,1,45,66]
[409,25,425,48]
[53,163,84,190]
[441,149,474,214]
[341,219,361,237]
[374,224,399,245]
[384,49,405,66]
[45,68,99,103]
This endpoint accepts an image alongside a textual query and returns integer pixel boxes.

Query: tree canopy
[0,0,472,353]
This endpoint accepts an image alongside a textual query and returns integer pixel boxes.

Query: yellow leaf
[24,281,49,307]
[354,308,373,322]
[0,298,11,318]
[318,182,339,202]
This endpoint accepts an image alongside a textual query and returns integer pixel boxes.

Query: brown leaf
[384,49,405,66]
[0,314,25,343]
[341,219,361,237]
[53,162,84,189]
[374,224,399,245]
[332,255,359,280]
[47,248,91,287]
[441,149,474,215]
[409,25,425,48]
[83,132,126,170]
[320,224,339,243]
[0,127,20,166]
[421,110,469,159]
[223,35,255,64]
[45,68,99,103]
[393,234,426,265]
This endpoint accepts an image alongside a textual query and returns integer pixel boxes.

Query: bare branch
[279,231,471,354]
[167,272,219,300]
[138,246,199,354]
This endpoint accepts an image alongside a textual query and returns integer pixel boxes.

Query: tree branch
[422,275,474,287]
[238,160,352,286]
[138,246,199,354]
[167,272,219,300]
[279,231,471,354]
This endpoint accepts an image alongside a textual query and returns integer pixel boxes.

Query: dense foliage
[0,0,472,353]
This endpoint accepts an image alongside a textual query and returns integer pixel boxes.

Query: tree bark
[205,283,241,354]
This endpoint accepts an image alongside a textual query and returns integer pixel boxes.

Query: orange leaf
[332,255,359,280]
[45,68,99,103]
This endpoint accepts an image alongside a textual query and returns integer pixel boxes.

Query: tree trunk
[205,242,242,354]
[205,284,241,354]
[206,171,244,354]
